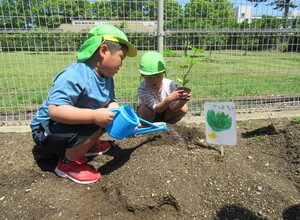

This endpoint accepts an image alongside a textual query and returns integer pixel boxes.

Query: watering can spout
[129,120,168,136]
[104,105,168,140]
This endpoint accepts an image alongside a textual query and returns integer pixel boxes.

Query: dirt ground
[0,115,300,219]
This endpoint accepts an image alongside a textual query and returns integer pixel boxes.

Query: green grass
[0,50,299,114]
[292,116,300,121]
[250,135,267,142]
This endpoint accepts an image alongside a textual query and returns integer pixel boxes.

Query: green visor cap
[139,51,166,75]
[77,24,137,62]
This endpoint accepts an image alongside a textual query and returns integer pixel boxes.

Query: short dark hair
[88,40,128,62]
[103,40,128,54]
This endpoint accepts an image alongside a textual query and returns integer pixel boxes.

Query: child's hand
[177,88,191,101]
[180,90,191,101]
[93,108,115,127]
[169,89,191,101]
[168,90,183,101]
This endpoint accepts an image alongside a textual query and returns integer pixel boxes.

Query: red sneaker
[85,140,112,157]
[54,157,100,184]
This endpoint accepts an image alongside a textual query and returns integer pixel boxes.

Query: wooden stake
[220,145,224,155]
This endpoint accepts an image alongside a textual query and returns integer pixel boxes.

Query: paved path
[0,109,299,133]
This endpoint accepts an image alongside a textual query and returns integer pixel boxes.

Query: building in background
[233,6,253,23]
[288,10,300,18]
[233,6,300,23]
[59,20,157,32]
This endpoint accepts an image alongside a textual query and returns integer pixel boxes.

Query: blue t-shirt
[30,62,116,130]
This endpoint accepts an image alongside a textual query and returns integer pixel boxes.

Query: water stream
[168,126,185,144]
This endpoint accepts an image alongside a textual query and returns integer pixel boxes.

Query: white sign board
[204,102,237,146]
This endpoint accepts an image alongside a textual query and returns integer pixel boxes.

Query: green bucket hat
[139,51,166,75]
[77,24,137,62]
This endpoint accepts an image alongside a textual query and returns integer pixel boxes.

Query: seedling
[268,115,279,134]
[164,46,204,87]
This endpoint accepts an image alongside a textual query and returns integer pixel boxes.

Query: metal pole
[157,0,164,54]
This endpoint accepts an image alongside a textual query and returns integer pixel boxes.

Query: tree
[0,0,29,28]
[0,0,92,28]
[251,15,283,28]
[164,0,183,20]
[247,0,298,18]
[110,0,148,20]
[184,0,234,28]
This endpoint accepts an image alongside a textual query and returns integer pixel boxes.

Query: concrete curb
[0,109,299,133]
[180,109,300,124]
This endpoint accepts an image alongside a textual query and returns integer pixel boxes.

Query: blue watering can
[104,105,168,140]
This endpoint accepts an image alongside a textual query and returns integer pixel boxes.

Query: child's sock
[62,157,73,164]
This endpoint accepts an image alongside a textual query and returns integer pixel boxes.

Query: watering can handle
[103,108,121,129]
[109,107,121,115]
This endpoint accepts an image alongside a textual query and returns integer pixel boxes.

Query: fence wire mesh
[0,0,299,125]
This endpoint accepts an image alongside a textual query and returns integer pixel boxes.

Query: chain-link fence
[0,0,299,125]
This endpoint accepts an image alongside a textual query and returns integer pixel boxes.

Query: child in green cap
[137,51,191,126]
[31,24,137,184]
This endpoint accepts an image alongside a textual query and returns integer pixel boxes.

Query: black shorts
[32,120,100,156]
[136,105,166,122]
[154,111,166,122]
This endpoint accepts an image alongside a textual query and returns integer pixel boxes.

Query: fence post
[157,0,164,54]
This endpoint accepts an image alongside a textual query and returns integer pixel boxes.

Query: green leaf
[168,45,205,87]
[163,49,177,56]
[180,64,189,69]
[190,58,203,63]
[183,79,189,85]
[187,46,204,53]
[177,78,183,84]
[183,56,192,61]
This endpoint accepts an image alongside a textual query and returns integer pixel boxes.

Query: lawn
[0,50,299,114]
